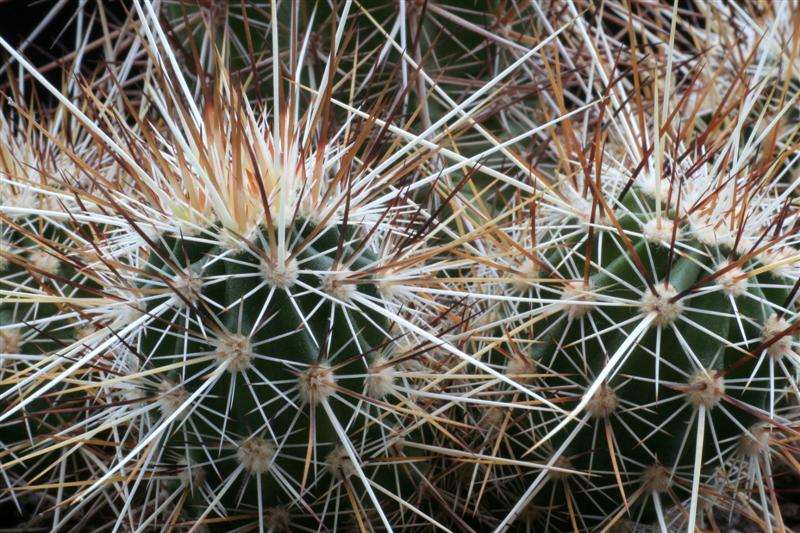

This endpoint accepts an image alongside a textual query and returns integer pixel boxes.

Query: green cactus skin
[136,219,417,531]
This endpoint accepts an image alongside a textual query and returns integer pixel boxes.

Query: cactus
[468,29,800,533]
[2,1,800,532]
[130,180,416,530]
[417,3,800,530]
[504,177,797,528]
[135,218,409,530]
[9,13,524,529]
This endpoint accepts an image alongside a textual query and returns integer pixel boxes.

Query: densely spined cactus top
[51,40,514,527]
[2,3,535,528]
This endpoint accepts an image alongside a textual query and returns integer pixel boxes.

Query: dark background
[0,1,130,100]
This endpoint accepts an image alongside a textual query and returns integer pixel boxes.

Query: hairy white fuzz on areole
[321,271,357,302]
[298,365,336,404]
[261,257,299,289]
[586,383,618,418]
[761,314,795,360]
[157,381,189,419]
[512,258,540,292]
[237,436,275,475]
[28,250,61,275]
[643,218,678,244]
[715,263,748,297]
[560,280,596,320]
[325,446,355,481]
[213,332,253,373]
[171,270,203,306]
[365,356,396,398]
[640,284,683,327]
[737,424,770,458]
[685,371,725,410]
[0,328,21,356]
[640,464,671,493]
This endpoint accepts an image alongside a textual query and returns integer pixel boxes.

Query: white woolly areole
[579,213,611,232]
[685,371,725,410]
[585,384,618,418]
[640,464,671,493]
[0,328,22,355]
[560,281,596,320]
[375,268,402,300]
[261,257,299,289]
[157,381,189,419]
[761,314,795,360]
[172,270,203,306]
[325,446,355,480]
[640,284,683,327]
[642,218,678,244]
[237,436,275,475]
[512,259,539,292]
[29,250,61,275]
[365,357,396,398]
[737,424,770,458]
[213,332,253,373]
[389,339,426,372]
[505,357,536,383]
[638,176,670,201]
[120,383,146,403]
[177,459,206,486]
[118,351,146,402]
[715,264,748,297]
[298,365,336,404]
[561,186,610,231]
[321,271,356,302]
